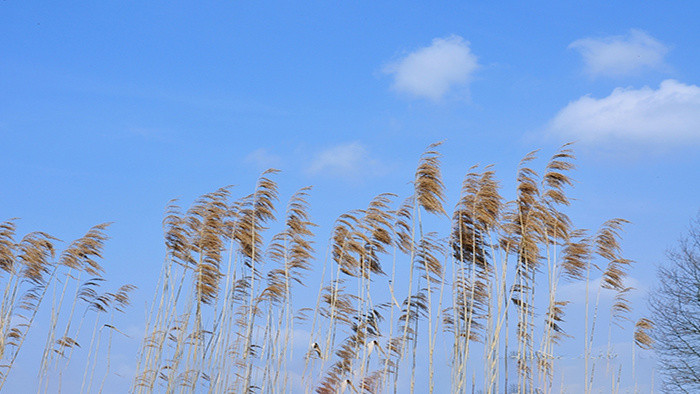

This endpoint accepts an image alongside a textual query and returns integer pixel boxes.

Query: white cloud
[548,79,700,145]
[384,35,478,101]
[307,142,382,178]
[245,148,282,169]
[558,276,646,305]
[569,29,668,77]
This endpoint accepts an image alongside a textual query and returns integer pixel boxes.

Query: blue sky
[1,1,699,392]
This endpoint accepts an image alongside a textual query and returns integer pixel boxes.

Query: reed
[0,221,134,393]
[0,142,652,393]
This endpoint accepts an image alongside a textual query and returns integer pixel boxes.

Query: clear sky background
[1,1,698,393]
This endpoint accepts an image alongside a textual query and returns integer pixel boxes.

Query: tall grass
[0,143,652,393]
[0,222,134,393]
[128,142,650,393]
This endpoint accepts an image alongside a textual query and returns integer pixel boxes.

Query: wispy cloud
[558,276,647,305]
[548,79,700,145]
[384,35,478,101]
[306,142,383,178]
[569,29,668,77]
[245,148,282,170]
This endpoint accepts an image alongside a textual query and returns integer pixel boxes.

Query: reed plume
[414,142,446,217]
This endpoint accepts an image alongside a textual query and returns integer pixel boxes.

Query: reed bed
[0,143,652,393]
[129,142,651,394]
[0,222,135,393]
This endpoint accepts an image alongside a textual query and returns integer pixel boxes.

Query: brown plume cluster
[0,221,134,391]
[0,142,651,393]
